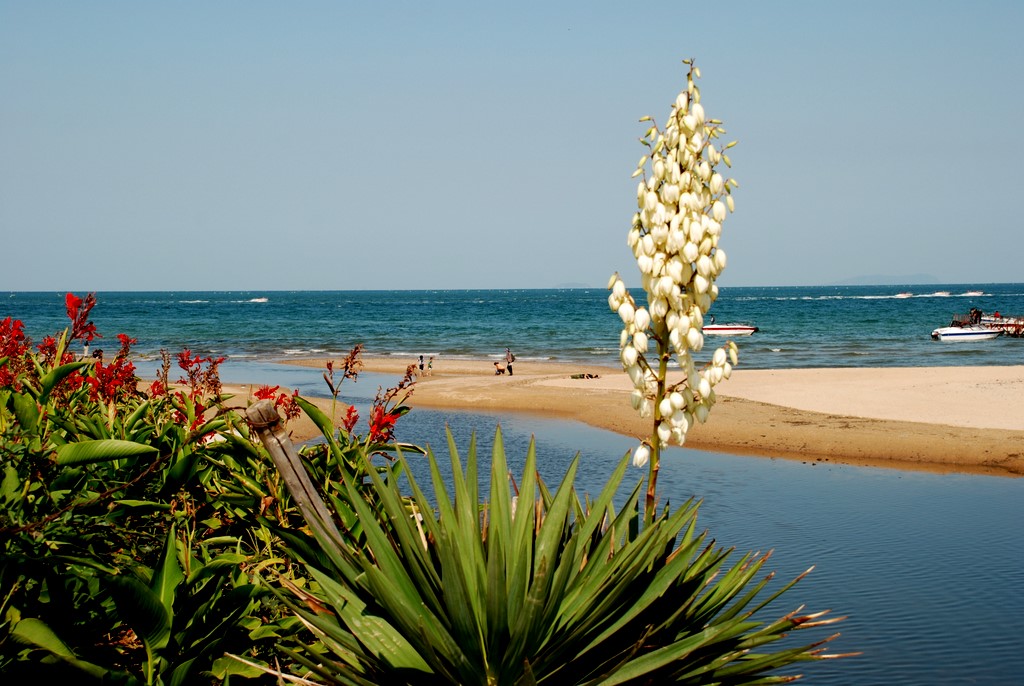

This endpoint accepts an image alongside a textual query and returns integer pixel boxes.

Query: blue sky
[2,1,1021,291]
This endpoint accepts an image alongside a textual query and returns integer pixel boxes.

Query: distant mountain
[832,273,941,286]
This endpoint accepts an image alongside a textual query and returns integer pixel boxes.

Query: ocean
[5,283,1024,370]
[4,285,1024,684]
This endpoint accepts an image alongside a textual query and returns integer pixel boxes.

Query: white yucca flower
[632,443,651,468]
[610,59,738,483]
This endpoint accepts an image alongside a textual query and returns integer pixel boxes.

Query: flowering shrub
[0,294,425,682]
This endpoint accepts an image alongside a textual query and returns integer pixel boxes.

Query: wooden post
[245,399,346,550]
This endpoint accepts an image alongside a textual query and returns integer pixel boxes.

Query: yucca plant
[250,423,843,685]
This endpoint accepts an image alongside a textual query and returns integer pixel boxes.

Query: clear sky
[2,1,1021,291]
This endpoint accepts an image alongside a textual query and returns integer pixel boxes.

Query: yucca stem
[645,340,670,525]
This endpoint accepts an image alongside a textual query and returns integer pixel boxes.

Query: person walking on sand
[505,347,515,376]
[427,356,434,375]
[418,355,425,375]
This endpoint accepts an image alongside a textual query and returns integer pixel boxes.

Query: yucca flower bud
[713,248,727,271]
[657,421,672,444]
[682,241,699,263]
[710,366,724,384]
[639,398,653,418]
[712,200,727,222]
[669,391,685,410]
[634,307,651,331]
[631,388,644,410]
[686,327,703,350]
[621,346,639,367]
[618,302,635,324]
[710,173,724,194]
[632,443,650,468]
[669,327,684,350]
[691,102,705,125]
[672,409,689,434]
[637,254,654,275]
[696,255,713,277]
[658,397,673,418]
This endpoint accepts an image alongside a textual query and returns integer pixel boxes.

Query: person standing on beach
[505,347,515,376]
[418,355,425,375]
[427,356,434,375]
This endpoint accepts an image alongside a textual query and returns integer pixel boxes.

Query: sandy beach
[268,357,1024,478]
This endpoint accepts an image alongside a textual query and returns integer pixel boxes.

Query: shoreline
[270,357,1024,478]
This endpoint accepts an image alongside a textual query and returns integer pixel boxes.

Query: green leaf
[212,654,269,680]
[11,392,39,433]
[108,574,172,653]
[10,618,110,679]
[11,617,76,658]
[39,361,91,402]
[56,438,159,465]
[151,525,185,614]
[1,464,20,504]
[168,657,199,686]
[294,395,335,440]
[123,399,152,434]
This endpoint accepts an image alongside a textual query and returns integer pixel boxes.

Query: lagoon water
[5,285,1024,683]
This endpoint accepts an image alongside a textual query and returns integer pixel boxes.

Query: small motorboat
[930,325,1002,341]
[894,292,913,299]
[704,323,759,336]
[703,314,758,336]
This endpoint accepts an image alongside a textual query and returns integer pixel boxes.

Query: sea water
[5,283,1024,368]
[4,286,1024,684]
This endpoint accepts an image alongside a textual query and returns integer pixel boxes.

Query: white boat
[703,314,758,336]
[704,323,759,336]
[930,325,1003,341]
[894,292,913,299]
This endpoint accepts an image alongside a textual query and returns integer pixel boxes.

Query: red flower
[65,292,99,343]
[90,355,138,403]
[276,389,301,421]
[368,405,399,444]
[341,405,359,433]
[0,317,30,388]
[254,384,281,401]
